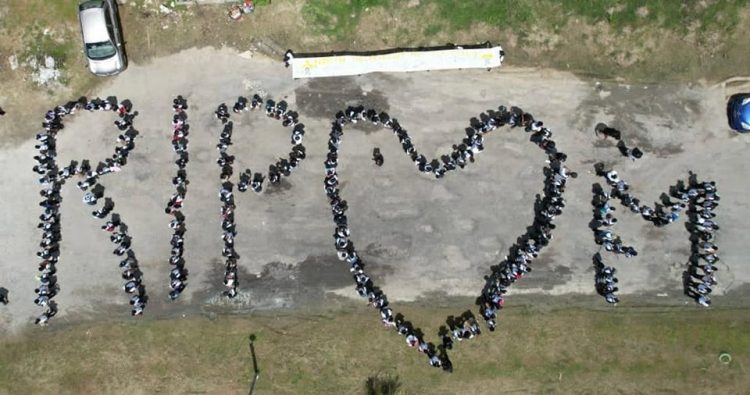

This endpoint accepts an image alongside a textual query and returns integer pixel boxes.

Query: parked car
[727,93,750,133]
[78,0,127,76]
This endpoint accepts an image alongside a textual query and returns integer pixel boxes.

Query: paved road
[0,48,748,332]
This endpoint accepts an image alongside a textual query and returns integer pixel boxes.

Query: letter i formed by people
[166,95,190,301]
[34,97,148,324]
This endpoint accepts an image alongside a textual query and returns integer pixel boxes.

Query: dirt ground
[0,48,749,333]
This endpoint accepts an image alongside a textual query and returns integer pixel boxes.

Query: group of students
[324,104,569,370]
[602,167,685,228]
[681,174,720,307]
[214,95,308,298]
[591,169,640,282]
[590,164,669,303]
[333,104,511,179]
[592,253,619,304]
[475,108,572,333]
[34,108,62,325]
[165,96,190,300]
[215,96,307,190]
[592,160,720,306]
[33,96,147,324]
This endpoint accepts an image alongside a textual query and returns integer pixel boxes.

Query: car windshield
[79,0,104,11]
[86,41,116,61]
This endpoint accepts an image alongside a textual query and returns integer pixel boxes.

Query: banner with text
[291,46,504,79]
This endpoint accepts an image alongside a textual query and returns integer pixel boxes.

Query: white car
[78,0,127,76]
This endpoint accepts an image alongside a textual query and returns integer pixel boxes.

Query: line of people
[681,173,720,307]
[591,181,638,254]
[165,96,190,300]
[333,104,510,179]
[475,108,571,336]
[34,106,63,324]
[589,165,657,304]
[214,95,308,298]
[592,253,619,304]
[325,105,570,371]
[33,96,147,324]
[605,168,685,228]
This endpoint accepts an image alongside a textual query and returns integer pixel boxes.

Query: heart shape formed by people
[213,94,307,298]
[324,105,572,371]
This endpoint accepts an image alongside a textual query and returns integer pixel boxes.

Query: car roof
[80,5,110,44]
[742,99,750,124]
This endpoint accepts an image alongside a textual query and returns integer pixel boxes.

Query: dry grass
[1,303,748,394]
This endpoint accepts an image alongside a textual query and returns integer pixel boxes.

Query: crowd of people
[33,96,147,324]
[474,108,571,337]
[165,96,190,300]
[682,173,720,306]
[591,171,639,258]
[15,83,725,339]
[214,95,307,298]
[592,253,619,304]
[331,105,529,179]
[324,104,570,370]
[590,164,664,303]
[591,162,719,306]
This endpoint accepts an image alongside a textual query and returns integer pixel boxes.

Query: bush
[364,372,402,395]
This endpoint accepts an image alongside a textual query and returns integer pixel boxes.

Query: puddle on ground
[294,77,390,134]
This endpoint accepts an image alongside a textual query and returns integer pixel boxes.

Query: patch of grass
[23,26,75,67]
[5,0,79,30]
[423,23,442,37]
[49,0,81,22]
[0,305,748,394]
[431,0,536,31]
[16,25,77,87]
[427,0,746,33]
[302,0,391,39]
[700,0,745,32]
[6,0,80,72]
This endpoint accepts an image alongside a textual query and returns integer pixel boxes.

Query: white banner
[291,46,504,79]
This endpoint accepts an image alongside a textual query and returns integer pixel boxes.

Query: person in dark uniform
[372,147,384,167]
[0,287,9,305]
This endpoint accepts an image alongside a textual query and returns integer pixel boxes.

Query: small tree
[364,372,402,395]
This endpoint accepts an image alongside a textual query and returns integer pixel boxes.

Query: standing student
[0,287,9,305]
